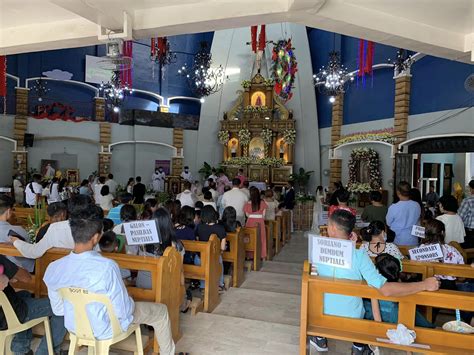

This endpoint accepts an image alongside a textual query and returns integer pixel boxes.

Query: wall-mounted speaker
[23,133,35,148]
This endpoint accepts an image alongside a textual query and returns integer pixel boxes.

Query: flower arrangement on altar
[272,39,297,102]
[282,129,296,145]
[217,130,230,145]
[222,156,284,167]
[348,147,382,193]
[238,129,251,146]
[260,129,273,146]
[336,128,395,146]
[241,80,252,89]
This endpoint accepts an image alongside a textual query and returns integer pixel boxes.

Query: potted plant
[289,167,314,194]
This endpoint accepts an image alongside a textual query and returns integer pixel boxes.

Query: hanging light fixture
[178,42,226,100]
[313,51,353,104]
[32,78,50,102]
[150,37,177,66]
[99,70,133,113]
[389,49,413,77]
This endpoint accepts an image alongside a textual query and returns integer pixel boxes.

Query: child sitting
[363,253,435,328]
[359,221,404,260]
[98,230,131,281]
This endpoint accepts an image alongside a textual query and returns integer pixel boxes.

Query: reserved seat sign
[123,220,161,246]
[411,225,425,238]
[311,235,353,269]
[408,243,443,261]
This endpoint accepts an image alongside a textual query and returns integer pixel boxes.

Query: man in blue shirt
[386,181,421,245]
[106,193,133,225]
[43,205,176,354]
[310,210,439,355]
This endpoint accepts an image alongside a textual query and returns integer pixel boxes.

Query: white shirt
[240,187,250,200]
[105,179,118,195]
[222,187,249,223]
[48,183,60,203]
[203,201,217,210]
[177,190,198,208]
[100,194,114,211]
[94,183,104,203]
[43,250,134,340]
[209,188,218,202]
[25,182,43,206]
[205,174,218,187]
[180,171,193,182]
[436,214,466,244]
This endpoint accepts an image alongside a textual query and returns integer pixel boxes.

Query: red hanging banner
[257,25,266,51]
[251,26,258,53]
[0,56,6,97]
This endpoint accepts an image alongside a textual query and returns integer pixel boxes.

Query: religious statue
[357,160,370,184]
[231,140,237,158]
[279,142,285,159]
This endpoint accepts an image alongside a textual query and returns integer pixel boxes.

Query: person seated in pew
[219,206,242,233]
[0,254,67,355]
[194,201,203,227]
[309,210,440,355]
[0,195,35,272]
[43,208,177,355]
[106,193,133,225]
[11,195,101,260]
[35,201,68,243]
[263,189,279,221]
[141,198,158,220]
[436,194,466,245]
[202,190,217,210]
[328,189,356,217]
[112,204,137,234]
[359,221,404,260]
[195,205,226,291]
[99,230,132,282]
[174,206,196,265]
[102,218,114,233]
[164,199,181,225]
[363,253,435,329]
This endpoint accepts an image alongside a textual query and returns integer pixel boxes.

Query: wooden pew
[266,219,281,255]
[242,227,261,271]
[181,235,221,313]
[265,223,274,261]
[276,215,286,247]
[282,210,291,243]
[0,244,182,354]
[10,207,50,228]
[222,229,245,287]
[300,261,474,355]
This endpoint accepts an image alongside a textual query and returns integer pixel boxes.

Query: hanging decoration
[271,39,298,102]
[120,40,133,88]
[389,49,413,77]
[31,78,50,102]
[313,51,353,103]
[357,39,375,86]
[100,70,133,113]
[150,37,176,67]
[178,42,226,99]
[348,147,381,193]
[0,56,6,114]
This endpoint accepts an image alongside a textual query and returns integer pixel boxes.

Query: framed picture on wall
[40,160,58,179]
[66,169,80,186]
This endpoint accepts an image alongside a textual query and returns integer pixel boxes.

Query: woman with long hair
[219,206,241,233]
[359,221,404,260]
[126,177,135,194]
[243,187,267,259]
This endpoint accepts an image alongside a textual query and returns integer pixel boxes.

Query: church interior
[0,0,473,354]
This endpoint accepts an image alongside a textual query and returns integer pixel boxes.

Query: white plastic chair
[59,287,143,355]
[0,291,54,355]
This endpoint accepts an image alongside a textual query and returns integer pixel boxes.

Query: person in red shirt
[236,169,247,187]
[328,189,357,217]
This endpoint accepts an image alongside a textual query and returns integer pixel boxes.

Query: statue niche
[251,91,266,107]
[249,137,265,159]
[356,159,370,184]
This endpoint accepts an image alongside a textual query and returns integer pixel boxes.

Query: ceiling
[0,0,473,63]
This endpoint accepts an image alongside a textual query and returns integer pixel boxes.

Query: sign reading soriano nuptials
[123,220,161,246]
[311,236,353,269]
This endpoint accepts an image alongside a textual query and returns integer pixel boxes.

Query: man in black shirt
[0,255,66,354]
[132,176,146,204]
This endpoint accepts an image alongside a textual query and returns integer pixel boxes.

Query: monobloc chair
[0,291,54,355]
[58,287,143,355]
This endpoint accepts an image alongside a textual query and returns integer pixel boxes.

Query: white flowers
[238,129,251,147]
[282,129,296,145]
[261,129,273,146]
[218,130,230,145]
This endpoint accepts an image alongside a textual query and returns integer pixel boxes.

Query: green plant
[198,162,219,178]
[27,204,47,243]
[289,167,314,193]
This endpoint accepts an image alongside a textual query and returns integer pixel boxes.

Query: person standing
[436,194,466,244]
[180,166,193,183]
[13,174,24,205]
[152,167,166,192]
[126,177,135,194]
[244,187,267,259]
[236,169,247,187]
[425,184,439,206]
[386,181,421,246]
[221,178,248,225]
[361,190,388,223]
[205,168,218,187]
[279,180,295,210]
[105,173,118,196]
[177,181,198,208]
[459,180,474,248]
[94,176,106,205]
[46,177,60,204]
[25,174,43,207]
[132,176,146,204]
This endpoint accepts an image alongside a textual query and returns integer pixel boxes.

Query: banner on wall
[85,55,114,84]
[155,160,171,175]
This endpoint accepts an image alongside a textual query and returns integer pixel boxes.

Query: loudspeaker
[23,133,35,148]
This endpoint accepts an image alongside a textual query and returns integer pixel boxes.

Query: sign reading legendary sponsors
[411,225,426,238]
[123,220,160,246]
[408,243,443,262]
[311,235,353,269]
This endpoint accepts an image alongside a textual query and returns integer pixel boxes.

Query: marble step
[177,312,300,355]
[260,260,303,275]
[241,269,302,295]
[212,288,300,326]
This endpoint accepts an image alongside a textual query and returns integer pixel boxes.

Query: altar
[219,73,295,186]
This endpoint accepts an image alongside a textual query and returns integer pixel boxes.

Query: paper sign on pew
[123,220,161,245]
[318,211,329,226]
[408,243,443,261]
[311,235,353,269]
[411,225,425,238]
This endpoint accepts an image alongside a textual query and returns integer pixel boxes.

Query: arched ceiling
[1,0,473,63]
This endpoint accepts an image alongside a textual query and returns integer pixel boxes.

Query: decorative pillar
[13,88,29,176]
[172,128,184,176]
[98,122,112,176]
[393,75,411,144]
[329,94,343,187]
[94,97,106,122]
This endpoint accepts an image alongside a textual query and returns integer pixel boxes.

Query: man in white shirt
[180,166,193,183]
[13,175,24,205]
[43,209,175,354]
[240,180,251,200]
[209,181,219,202]
[222,178,249,225]
[177,181,198,208]
[205,168,218,187]
[94,176,106,204]
[25,174,43,207]
[105,173,118,196]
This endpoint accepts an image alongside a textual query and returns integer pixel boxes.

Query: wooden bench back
[11,207,50,228]
[222,229,245,287]
[181,235,221,312]
[401,260,474,279]
[300,261,474,355]
[242,227,261,271]
[265,219,281,254]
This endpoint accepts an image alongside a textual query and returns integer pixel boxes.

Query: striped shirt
[458,195,474,229]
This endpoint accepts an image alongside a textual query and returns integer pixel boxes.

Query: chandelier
[99,70,133,113]
[150,37,177,66]
[313,51,353,103]
[178,42,226,100]
[389,49,413,76]
[32,78,50,102]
